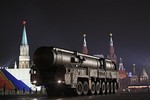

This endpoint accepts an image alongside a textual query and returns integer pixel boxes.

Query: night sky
[0,0,150,74]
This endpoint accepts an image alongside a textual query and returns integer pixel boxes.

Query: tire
[76,81,83,95]
[83,81,89,95]
[113,82,117,94]
[90,82,95,95]
[96,82,100,94]
[100,82,105,94]
[106,82,110,94]
[110,82,113,94]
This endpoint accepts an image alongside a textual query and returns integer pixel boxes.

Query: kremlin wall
[0,21,150,94]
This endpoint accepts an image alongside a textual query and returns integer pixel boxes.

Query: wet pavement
[0,93,150,100]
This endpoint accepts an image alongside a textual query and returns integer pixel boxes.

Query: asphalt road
[0,93,150,100]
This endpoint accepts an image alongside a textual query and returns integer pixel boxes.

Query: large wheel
[90,82,95,95]
[83,81,89,95]
[76,81,83,95]
[96,82,100,94]
[110,82,113,94]
[113,82,117,94]
[100,82,105,94]
[106,82,110,94]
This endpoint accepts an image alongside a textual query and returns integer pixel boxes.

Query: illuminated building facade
[140,65,149,85]
[128,64,149,92]
[129,64,139,85]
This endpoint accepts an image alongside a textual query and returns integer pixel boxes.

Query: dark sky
[0,0,150,74]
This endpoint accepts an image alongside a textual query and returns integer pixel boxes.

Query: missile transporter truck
[30,46,119,96]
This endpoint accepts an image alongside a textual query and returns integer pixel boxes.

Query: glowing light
[83,33,86,37]
[23,20,26,24]
[33,81,36,83]
[33,98,38,100]
[58,80,61,83]
[110,33,112,37]
[128,72,132,77]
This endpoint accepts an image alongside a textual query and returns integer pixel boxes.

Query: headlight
[57,80,61,83]
[33,80,37,84]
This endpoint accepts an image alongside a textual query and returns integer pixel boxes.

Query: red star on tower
[23,21,26,25]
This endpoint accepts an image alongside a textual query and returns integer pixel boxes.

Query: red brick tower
[107,33,117,64]
[118,58,128,92]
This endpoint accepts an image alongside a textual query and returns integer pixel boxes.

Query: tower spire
[141,65,149,77]
[19,20,30,68]
[109,33,114,54]
[110,33,113,46]
[82,33,88,54]
[130,64,139,85]
[119,58,125,70]
[107,33,117,64]
[21,21,28,45]
[133,64,136,75]
[14,61,17,69]
[140,65,149,84]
